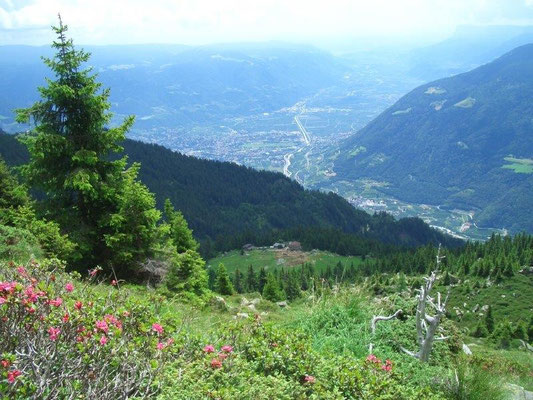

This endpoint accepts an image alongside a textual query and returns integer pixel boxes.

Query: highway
[294,116,311,145]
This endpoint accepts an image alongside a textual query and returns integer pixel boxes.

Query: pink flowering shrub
[158,318,440,400]
[0,259,174,399]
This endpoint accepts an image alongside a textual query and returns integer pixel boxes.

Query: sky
[1,0,533,48]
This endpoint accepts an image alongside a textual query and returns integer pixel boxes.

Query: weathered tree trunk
[401,244,450,362]
[370,244,450,362]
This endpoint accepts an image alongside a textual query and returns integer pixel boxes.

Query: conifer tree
[258,267,267,293]
[512,320,528,341]
[485,305,494,333]
[15,17,158,273]
[245,264,257,292]
[207,267,217,291]
[284,271,301,301]
[215,263,234,295]
[233,268,244,293]
[164,199,198,253]
[166,249,209,298]
[262,272,284,302]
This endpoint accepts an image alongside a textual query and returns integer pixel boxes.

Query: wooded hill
[0,130,460,257]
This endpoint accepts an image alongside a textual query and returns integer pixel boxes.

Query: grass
[442,274,533,331]
[207,248,363,275]
[502,157,533,174]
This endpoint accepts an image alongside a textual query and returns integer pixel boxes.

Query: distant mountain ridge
[331,44,533,233]
[0,43,346,133]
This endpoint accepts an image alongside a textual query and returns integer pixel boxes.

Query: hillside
[0,131,460,254]
[331,44,533,233]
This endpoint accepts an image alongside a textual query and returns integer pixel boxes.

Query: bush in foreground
[0,259,174,399]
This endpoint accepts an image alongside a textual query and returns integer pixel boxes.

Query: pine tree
[233,268,244,293]
[262,272,283,302]
[164,199,198,253]
[215,263,234,295]
[258,267,267,293]
[503,262,514,278]
[245,264,257,292]
[166,249,209,298]
[397,272,408,293]
[284,271,301,301]
[15,17,158,273]
[104,164,161,269]
[207,267,217,290]
[492,322,512,349]
[512,320,528,341]
[485,305,494,333]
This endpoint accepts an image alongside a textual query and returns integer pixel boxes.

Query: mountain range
[329,44,533,233]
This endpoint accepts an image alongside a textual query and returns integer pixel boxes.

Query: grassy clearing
[207,249,363,275]
[502,157,533,174]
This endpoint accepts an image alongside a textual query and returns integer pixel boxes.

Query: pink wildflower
[221,345,233,353]
[17,266,27,276]
[1,359,10,368]
[75,301,83,310]
[95,320,109,333]
[62,313,70,323]
[26,307,35,314]
[210,358,223,369]
[7,369,21,383]
[0,281,16,294]
[24,286,39,303]
[304,375,316,384]
[218,353,228,360]
[152,323,164,335]
[157,342,165,350]
[65,283,74,292]
[111,280,117,286]
[166,338,174,346]
[49,297,63,307]
[48,326,61,341]
[366,354,377,362]
[203,344,215,353]
[99,335,108,346]
[89,268,98,277]
[0,297,6,305]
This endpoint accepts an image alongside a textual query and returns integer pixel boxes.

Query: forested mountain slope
[0,131,460,250]
[332,44,533,233]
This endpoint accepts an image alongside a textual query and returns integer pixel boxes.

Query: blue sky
[1,0,533,47]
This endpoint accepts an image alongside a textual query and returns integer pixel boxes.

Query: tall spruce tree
[15,17,157,273]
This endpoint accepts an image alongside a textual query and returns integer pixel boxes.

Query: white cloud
[0,0,532,45]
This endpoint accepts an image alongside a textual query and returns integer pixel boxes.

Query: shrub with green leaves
[0,259,174,399]
[158,318,444,399]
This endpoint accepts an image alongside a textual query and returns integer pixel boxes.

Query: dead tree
[370,244,450,362]
[401,244,450,362]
